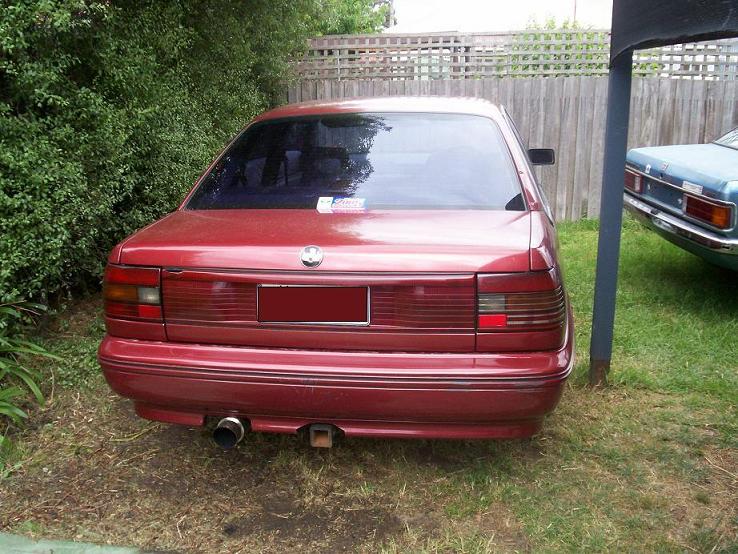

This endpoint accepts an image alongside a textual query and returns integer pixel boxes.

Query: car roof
[252,96,506,124]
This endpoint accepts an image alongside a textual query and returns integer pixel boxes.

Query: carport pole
[589,49,634,386]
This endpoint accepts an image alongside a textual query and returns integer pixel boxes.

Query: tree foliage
[0,0,382,303]
[0,301,59,463]
[509,18,611,76]
[313,0,391,35]
[510,18,658,77]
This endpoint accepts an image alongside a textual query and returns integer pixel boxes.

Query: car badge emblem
[300,245,323,268]
[660,162,669,171]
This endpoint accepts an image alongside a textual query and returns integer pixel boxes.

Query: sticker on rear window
[316,197,366,213]
[317,197,334,213]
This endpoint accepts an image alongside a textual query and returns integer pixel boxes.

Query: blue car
[624,128,738,270]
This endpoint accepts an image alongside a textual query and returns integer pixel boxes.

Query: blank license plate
[257,286,369,325]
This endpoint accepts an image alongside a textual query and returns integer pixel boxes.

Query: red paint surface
[99,97,573,440]
[100,316,573,439]
[257,286,368,323]
[112,210,533,273]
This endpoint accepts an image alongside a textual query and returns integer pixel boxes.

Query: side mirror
[528,148,556,165]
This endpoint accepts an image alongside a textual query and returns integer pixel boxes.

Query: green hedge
[1,0,387,302]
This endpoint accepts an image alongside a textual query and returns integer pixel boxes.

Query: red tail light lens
[104,265,162,321]
[624,169,643,193]
[683,195,733,229]
[476,269,567,352]
[478,313,508,328]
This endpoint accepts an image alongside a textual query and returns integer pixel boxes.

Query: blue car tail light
[624,169,643,194]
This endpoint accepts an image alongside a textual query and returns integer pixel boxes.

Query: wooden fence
[287,77,738,220]
[297,31,738,81]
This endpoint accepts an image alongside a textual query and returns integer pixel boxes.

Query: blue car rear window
[186,113,524,210]
[715,127,738,151]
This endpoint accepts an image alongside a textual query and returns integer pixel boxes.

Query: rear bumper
[98,323,574,440]
[624,192,738,269]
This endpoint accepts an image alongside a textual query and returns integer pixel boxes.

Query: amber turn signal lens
[104,283,138,303]
[684,195,733,229]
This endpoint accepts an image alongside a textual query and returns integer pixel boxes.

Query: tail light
[104,264,166,341]
[104,265,162,321]
[683,194,733,230]
[624,169,643,193]
[476,269,567,352]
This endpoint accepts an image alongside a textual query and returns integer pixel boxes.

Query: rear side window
[187,113,524,210]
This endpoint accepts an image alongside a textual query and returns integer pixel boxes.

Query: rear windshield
[715,127,738,150]
[186,113,524,211]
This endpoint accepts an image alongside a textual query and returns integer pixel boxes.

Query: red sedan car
[98,97,573,448]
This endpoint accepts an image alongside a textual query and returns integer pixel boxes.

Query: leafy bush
[0,302,59,447]
[510,19,659,77]
[0,0,385,303]
[0,2,384,460]
[314,0,393,34]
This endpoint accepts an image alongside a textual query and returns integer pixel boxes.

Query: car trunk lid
[627,144,736,212]
[117,209,532,352]
[117,209,531,272]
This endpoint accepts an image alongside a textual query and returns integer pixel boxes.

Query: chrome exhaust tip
[213,417,246,449]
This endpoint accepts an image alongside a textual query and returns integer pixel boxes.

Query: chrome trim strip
[624,192,738,254]
[625,165,737,232]
[507,318,565,326]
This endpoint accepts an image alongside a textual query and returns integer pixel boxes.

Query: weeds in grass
[0,302,60,472]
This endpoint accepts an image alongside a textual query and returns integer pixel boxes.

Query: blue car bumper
[624,192,738,271]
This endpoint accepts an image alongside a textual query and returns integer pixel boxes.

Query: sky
[387,0,614,33]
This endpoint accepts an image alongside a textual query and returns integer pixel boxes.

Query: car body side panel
[529,211,558,270]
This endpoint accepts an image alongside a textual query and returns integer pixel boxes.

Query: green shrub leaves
[0,0,359,301]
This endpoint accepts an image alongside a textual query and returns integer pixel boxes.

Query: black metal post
[589,50,633,386]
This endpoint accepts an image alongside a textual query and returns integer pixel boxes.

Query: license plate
[645,177,683,207]
[257,285,369,325]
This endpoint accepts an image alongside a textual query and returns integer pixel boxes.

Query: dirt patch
[42,294,103,337]
[473,503,532,552]
[3,382,737,553]
[0,388,408,553]
[222,496,402,551]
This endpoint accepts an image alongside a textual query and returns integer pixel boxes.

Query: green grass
[563,218,736,386]
[0,219,736,553]
[560,217,738,440]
